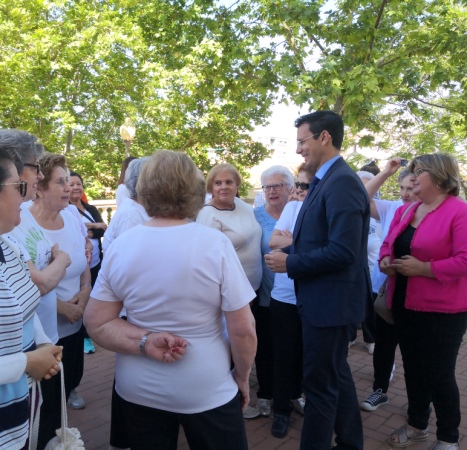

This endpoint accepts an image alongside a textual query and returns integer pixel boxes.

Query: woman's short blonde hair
[38,153,67,190]
[205,163,241,194]
[137,150,205,219]
[409,153,460,196]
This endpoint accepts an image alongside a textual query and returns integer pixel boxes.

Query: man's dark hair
[359,161,380,176]
[294,111,344,150]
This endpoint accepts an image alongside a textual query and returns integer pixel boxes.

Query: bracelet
[80,282,92,290]
[140,332,153,356]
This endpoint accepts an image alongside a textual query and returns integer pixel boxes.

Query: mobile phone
[400,159,408,167]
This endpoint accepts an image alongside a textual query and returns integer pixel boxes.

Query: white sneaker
[348,340,356,349]
[67,389,85,410]
[291,397,305,415]
[366,343,375,355]
[243,405,260,419]
[256,398,272,417]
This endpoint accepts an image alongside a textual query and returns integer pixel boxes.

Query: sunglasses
[0,181,28,198]
[295,181,310,190]
[24,163,41,175]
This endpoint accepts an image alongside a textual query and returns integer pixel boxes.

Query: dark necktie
[304,175,320,202]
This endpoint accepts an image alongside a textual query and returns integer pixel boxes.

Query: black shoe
[271,414,290,438]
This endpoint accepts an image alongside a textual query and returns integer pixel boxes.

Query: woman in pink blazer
[380,153,467,450]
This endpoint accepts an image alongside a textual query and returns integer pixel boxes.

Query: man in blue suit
[265,111,371,450]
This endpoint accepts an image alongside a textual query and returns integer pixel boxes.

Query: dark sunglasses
[0,181,28,197]
[295,181,310,190]
[24,163,41,175]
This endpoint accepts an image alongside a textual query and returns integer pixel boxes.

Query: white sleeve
[275,202,297,232]
[67,205,87,238]
[220,238,256,312]
[34,314,52,346]
[0,353,27,384]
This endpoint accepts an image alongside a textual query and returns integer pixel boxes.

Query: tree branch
[310,34,328,56]
[281,21,307,74]
[365,0,390,64]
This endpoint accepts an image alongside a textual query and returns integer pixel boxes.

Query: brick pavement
[67,330,467,449]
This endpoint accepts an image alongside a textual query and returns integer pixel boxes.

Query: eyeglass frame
[297,131,322,147]
[261,182,289,193]
[412,168,429,178]
[295,181,310,190]
[0,181,28,198]
[23,163,41,175]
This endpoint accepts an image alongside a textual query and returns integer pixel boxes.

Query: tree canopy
[0,0,465,197]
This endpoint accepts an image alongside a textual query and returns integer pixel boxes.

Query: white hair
[125,157,150,199]
[261,165,294,187]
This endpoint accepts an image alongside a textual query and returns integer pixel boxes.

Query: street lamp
[119,118,136,158]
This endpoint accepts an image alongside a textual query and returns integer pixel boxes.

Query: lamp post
[119,118,136,158]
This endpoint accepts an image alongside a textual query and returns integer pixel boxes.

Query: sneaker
[291,397,305,415]
[243,405,260,419]
[360,389,388,411]
[84,338,95,354]
[348,340,356,349]
[366,343,375,355]
[430,441,459,450]
[256,398,272,417]
[67,389,85,410]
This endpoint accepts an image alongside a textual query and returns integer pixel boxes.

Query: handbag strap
[59,362,68,444]
[400,202,417,221]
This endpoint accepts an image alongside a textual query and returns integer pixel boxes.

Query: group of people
[1,109,466,450]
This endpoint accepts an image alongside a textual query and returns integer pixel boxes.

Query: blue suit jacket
[285,157,372,327]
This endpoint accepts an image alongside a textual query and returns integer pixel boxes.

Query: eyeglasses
[262,182,288,192]
[0,181,27,197]
[295,181,310,190]
[297,132,321,147]
[24,163,41,175]
[412,168,429,178]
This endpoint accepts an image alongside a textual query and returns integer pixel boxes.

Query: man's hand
[264,249,288,273]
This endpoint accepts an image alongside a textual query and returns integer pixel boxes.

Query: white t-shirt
[370,199,403,293]
[102,197,150,253]
[196,197,262,291]
[270,201,303,305]
[41,208,87,339]
[367,218,383,274]
[115,184,130,207]
[91,222,255,413]
[12,204,59,343]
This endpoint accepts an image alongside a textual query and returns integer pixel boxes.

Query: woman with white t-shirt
[85,150,256,450]
[267,163,314,439]
[360,159,420,413]
[30,153,91,412]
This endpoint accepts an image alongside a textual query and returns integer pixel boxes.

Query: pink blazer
[380,196,467,313]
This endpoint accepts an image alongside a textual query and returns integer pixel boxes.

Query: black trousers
[300,315,363,450]
[394,306,467,443]
[250,297,273,399]
[57,326,85,399]
[373,292,399,393]
[37,374,61,450]
[120,392,248,450]
[270,298,302,415]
